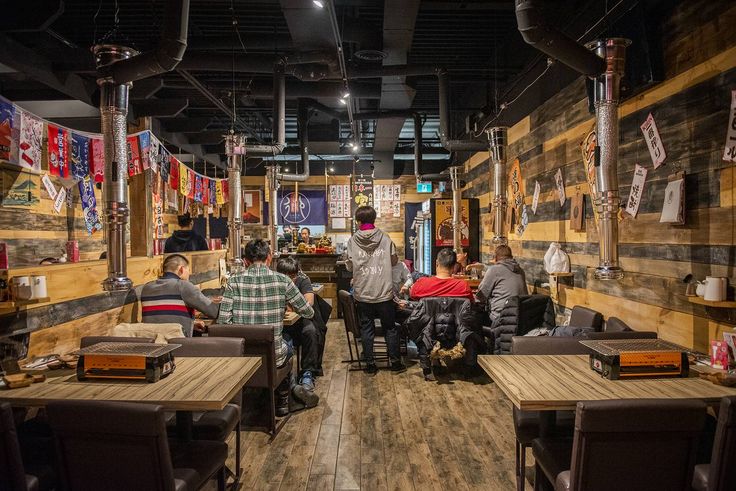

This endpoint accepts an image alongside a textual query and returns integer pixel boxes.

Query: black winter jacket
[487,294,555,354]
[407,297,483,350]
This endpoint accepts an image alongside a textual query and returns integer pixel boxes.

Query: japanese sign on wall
[328,184,351,218]
[625,164,648,218]
[374,184,401,218]
[554,168,566,207]
[532,180,540,214]
[434,199,470,247]
[724,90,736,162]
[641,113,666,168]
[350,175,373,222]
[580,126,599,225]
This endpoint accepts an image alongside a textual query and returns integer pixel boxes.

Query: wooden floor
[229,320,520,490]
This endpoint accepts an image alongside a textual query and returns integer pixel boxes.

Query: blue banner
[78,176,102,235]
[70,133,90,180]
[277,189,326,226]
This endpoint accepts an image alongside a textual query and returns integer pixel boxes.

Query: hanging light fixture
[312,0,324,8]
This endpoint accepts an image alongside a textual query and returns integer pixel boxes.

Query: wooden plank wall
[462,1,736,353]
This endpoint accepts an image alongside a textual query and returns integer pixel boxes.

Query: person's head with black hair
[300,227,311,243]
[494,244,513,262]
[177,213,194,229]
[354,205,376,226]
[243,239,271,266]
[276,255,300,279]
[163,253,191,280]
[435,248,457,275]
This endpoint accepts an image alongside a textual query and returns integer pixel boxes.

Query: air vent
[354,49,387,62]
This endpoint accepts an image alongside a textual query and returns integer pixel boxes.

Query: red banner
[127,135,141,176]
[169,155,179,190]
[187,169,195,199]
[90,138,105,182]
[47,124,69,177]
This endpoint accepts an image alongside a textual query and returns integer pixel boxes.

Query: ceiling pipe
[177,51,338,81]
[515,0,627,280]
[225,133,246,274]
[241,64,287,156]
[104,0,190,84]
[348,64,438,79]
[437,68,488,152]
[488,127,508,246]
[95,45,135,292]
[276,99,310,182]
[414,112,451,183]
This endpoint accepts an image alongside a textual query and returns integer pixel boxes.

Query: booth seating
[567,306,603,332]
[166,337,246,487]
[208,324,292,437]
[1,403,55,491]
[603,316,632,332]
[532,399,706,491]
[484,295,556,354]
[692,396,736,491]
[47,400,228,491]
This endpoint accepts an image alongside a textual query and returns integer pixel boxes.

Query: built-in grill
[73,343,180,383]
[580,339,689,380]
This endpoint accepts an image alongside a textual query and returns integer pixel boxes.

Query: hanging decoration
[624,164,647,218]
[580,126,599,224]
[532,180,540,214]
[554,168,566,207]
[78,176,102,235]
[90,137,105,183]
[0,97,15,162]
[126,135,142,176]
[47,124,69,178]
[18,111,43,172]
[641,113,666,168]
[41,174,58,200]
[724,90,736,162]
[139,131,151,170]
[70,133,90,180]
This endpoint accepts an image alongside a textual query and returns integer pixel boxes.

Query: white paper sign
[625,164,648,218]
[554,169,566,207]
[641,113,666,168]
[332,217,346,229]
[723,90,736,162]
[53,187,66,213]
[41,174,58,200]
[532,181,541,214]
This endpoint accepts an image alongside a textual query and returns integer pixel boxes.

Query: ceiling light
[312,0,324,8]
[330,166,335,172]
[341,91,350,99]
[339,97,347,105]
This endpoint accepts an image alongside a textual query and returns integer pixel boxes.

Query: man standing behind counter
[346,205,405,374]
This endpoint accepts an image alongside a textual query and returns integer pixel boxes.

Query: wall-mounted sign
[434,199,470,247]
[278,189,327,226]
[242,190,262,224]
[417,181,433,193]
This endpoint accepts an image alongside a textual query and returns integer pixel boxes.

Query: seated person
[410,249,474,302]
[140,254,220,337]
[164,213,209,253]
[475,245,527,324]
[299,227,312,245]
[409,248,482,380]
[276,256,326,380]
[451,251,469,275]
[392,260,414,326]
[218,240,318,415]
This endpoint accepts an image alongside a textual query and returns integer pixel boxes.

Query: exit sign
[417,182,433,193]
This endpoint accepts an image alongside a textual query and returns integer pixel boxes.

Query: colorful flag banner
[178,161,188,195]
[724,90,736,162]
[222,180,229,202]
[202,177,210,205]
[90,138,104,183]
[18,111,43,171]
[194,175,203,202]
[139,131,151,170]
[187,169,196,199]
[70,133,90,180]
[78,176,102,235]
[0,97,15,162]
[126,135,141,176]
[215,180,225,205]
[47,124,69,177]
[209,179,217,205]
[169,155,179,190]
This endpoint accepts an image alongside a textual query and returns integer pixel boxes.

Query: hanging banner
[194,175,203,202]
[625,164,648,218]
[41,173,57,200]
[507,158,524,228]
[641,113,666,168]
[18,111,43,171]
[724,90,736,162]
[187,169,196,199]
[90,138,105,183]
[580,126,599,224]
[149,133,160,173]
[433,199,470,247]
[0,97,15,162]
[47,124,69,177]
[350,174,374,220]
[159,146,170,182]
[209,179,217,205]
[221,179,229,202]
[532,180,541,214]
[70,133,90,180]
[277,189,327,226]
[554,168,566,207]
[215,180,225,205]
[202,177,210,205]
[78,176,102,235]
[139,131,151,170]
[53,186,66,213]
[127,135,142,176]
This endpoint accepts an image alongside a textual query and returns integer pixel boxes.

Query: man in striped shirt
[218,239,318,412]
[140,254,220,337]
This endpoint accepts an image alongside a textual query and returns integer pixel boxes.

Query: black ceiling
[0,0,674,177]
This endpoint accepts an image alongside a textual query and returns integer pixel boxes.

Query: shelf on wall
[0,297,51,310]
[687,297,736,308]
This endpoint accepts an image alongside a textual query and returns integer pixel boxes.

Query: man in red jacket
[410,248,474,301]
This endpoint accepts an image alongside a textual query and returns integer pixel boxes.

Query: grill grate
[74,342,180,357]
[580,339,685,356]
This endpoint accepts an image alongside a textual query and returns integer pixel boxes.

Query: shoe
[422,368,436,382]
[292,384,320,408]
[289,396,306,413]
[390,361,407,373]
[275,389,290,417]
[364,363,378,375]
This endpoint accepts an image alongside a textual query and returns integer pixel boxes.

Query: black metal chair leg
[233,426,241,489]
[217,466,226,491]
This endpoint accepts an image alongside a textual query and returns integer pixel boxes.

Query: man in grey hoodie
[476,245,528,322]
[346,205,405,374]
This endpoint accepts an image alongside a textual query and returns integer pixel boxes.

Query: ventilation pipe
[225,133,245,274]
[413,113,452,183]
[95,45,135,291]
[242,64,287,156]
[105,0,190,84]
[588,38,629,280]
[515,0,628,280]
[488,126,508,246]
[276,99,310,182]
[437,69,489,153]
[268,166,280,256]
[450,166,463,253]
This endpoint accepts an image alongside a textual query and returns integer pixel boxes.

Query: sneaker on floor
[288,396,306,413]
[390,361,407,373]
[422,368,436,382]
[364,363,378,375]
[292,384,319,408]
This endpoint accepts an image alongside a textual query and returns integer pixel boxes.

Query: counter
[278,253,341,318]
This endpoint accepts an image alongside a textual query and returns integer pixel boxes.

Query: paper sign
[332,217,346,229]
[532,181,540,214]
[641,113,666,168]
[554,169,565,207]
[625,164,648,218]
[41,174,57,200]
[18,111,43,171]
[724,90,736,162]
[53,186,66,213]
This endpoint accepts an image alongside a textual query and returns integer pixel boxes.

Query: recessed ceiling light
[312,0,324,8]
[339,98,347,105]
[341,91,350,99]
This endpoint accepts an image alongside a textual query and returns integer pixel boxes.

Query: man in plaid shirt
[218,239,317,413]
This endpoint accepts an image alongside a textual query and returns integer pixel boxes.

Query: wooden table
[479,354,736,411]
[312,283,325,296]
[0,357,261,411]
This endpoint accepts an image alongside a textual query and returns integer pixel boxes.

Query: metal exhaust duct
[413,113,451,183]
[95,45,135,292]
[488,127,508,246]
[276,99,310,182]
[225,133,245,274]
[589,38,629,280]
[437,69,488,152]
[243,65,287,156]
[268,166,280,256]
[450,166,463,253]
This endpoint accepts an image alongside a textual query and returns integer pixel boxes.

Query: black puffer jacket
[486,294,555,354]
[407,297,483,350]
